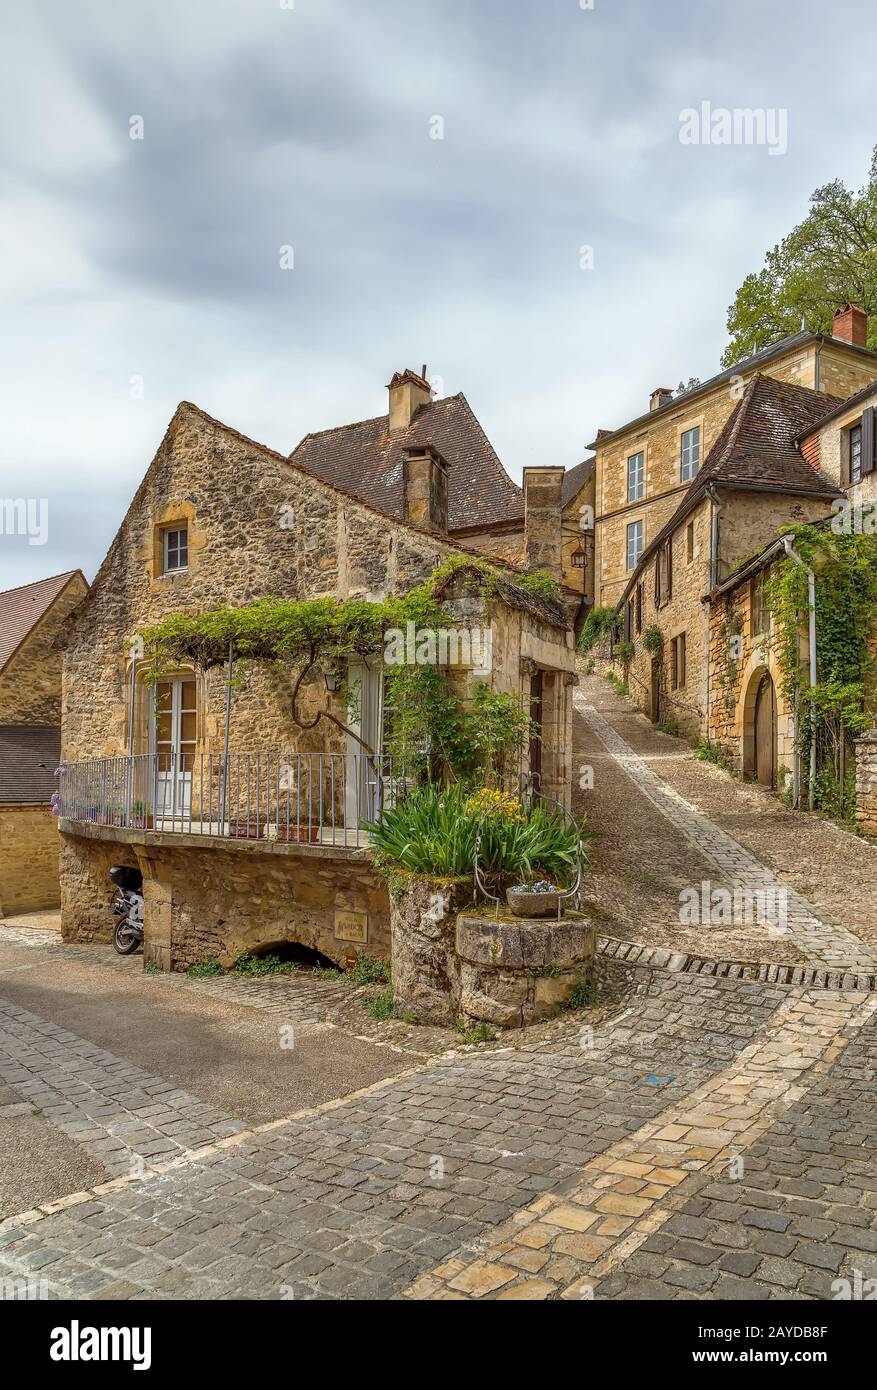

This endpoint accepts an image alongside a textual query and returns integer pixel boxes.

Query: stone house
[290,366,596,598]
[0,570,88,915]
[57,389,578,972]
[612,376,842,741]
[591,305,877,611]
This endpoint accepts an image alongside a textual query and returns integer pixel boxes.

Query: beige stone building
[0,570,88,915]
[57,384,578,972]
[613,375,841,743]
[592,305,877,610]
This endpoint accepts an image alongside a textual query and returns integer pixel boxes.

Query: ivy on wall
[137,553,547,786]
[766,524,877,818]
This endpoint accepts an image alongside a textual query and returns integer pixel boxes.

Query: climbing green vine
[766,524,877,819]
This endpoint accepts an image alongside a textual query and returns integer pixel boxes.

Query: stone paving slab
[5,969,866,1301]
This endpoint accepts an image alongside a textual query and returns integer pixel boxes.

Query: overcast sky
[1,0,875,589]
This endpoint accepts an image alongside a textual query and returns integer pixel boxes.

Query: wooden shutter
[664,538,673,600]
[679,633,686,687]
[654,551,661,605]
[862,406,876,476]
[670,638,677,689]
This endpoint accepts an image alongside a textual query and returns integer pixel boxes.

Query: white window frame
[163,526,189,574]
[627,451,645,503]
[626,519,644,572]
[680,426,701,482]
[850,423,863,484]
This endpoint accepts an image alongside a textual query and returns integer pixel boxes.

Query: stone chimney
[523,466,564,579]
[832,303,868,349]
[403,445,448,533]
[387,368,432,432]
[650,386,673,412]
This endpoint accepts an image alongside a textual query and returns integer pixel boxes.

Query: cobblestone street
[2,676,877,1301]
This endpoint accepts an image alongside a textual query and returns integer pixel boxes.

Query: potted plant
[506,878,564,918]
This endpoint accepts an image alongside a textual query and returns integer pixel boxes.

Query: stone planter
[456,912,596,1028]
[506,887,563,917]
[390,876,472,1025]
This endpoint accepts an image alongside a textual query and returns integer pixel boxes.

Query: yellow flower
[466,788,525,822]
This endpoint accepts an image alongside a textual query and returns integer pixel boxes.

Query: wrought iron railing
[57,752,410,848]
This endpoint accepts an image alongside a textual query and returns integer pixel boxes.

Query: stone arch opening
[742,665,777,788]
[245,939,339,971]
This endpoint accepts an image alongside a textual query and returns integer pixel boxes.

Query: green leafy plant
[368,986,395,1021]
[617,638,635,665]
[365,784,586,886]
[577,606,615,654]
[643,625,664,657]
[233,953,298,976]
[456,1021,494,1044]
[186,958,223,978]
[345,954,391,986]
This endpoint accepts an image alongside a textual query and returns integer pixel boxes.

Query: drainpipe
[782,536,817,811]
[706,484,720,588]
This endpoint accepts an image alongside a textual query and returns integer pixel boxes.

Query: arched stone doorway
[743,667,776,788]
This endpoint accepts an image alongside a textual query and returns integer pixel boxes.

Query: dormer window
[163,527,188,573]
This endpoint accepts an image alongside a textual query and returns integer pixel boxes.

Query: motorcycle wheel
[113,921,141,955]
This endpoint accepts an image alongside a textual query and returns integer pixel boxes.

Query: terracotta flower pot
[506,888,563,918]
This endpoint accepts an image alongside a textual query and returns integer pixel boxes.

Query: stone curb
[597,934,877,991]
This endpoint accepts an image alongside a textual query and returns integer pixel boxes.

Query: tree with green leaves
[722,147,877,367]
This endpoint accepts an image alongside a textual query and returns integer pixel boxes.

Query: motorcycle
[109,865,144,955]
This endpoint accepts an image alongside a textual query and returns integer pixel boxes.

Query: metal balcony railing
[57,752,409,848]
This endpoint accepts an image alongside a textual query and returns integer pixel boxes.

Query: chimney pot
[650,387,673,412]
[832,303,868,349]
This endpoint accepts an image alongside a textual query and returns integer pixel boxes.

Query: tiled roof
[0,725,60,804]
[289,393,524,532]
[616,375,842,610]
[685,374,843,499]
[562,456,595,508]
[0,572,82,677]
[795,378,877,441]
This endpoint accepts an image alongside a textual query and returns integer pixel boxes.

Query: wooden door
[754,672,776,788]
[650,659,660,724]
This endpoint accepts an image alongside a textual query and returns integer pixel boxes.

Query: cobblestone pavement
[576,688,876,973]
[1,965,876,1301]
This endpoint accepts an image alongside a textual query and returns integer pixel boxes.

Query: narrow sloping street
[1,675,876,1301]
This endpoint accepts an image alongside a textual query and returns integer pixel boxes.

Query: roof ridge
[289,394,464,453]
[0,569,80,601]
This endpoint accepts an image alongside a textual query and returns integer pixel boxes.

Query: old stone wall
[59,824,389,969]
[0,573,87,724]
[0,806,61,914]
[855,732,877,837]
[61,405,465,763]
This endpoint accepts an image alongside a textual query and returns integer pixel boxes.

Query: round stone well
[455,910,596,1028]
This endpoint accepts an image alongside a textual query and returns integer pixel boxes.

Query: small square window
[680,427,701,482]
[163,527,189,573]
[627,451,645,503]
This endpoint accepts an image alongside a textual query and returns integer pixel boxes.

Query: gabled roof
[0,571,85,677]
[588,329,877,450]
[562,456,595,508]
[289,393,524,532]
[615,375,842,611]
[0,725,60,803]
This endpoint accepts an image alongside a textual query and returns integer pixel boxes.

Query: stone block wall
[0,806,61,915]
[855,732,877,837]
[0,573,87,725]
[59,824,389,970]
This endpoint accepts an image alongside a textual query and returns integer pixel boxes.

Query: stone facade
[0,573,87,724]
[60,821,389,970]
[593,335,877,609]
[620,490,827,742]
[705,564,795,786]
[0,805,61,915]
[59,403,576,968]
